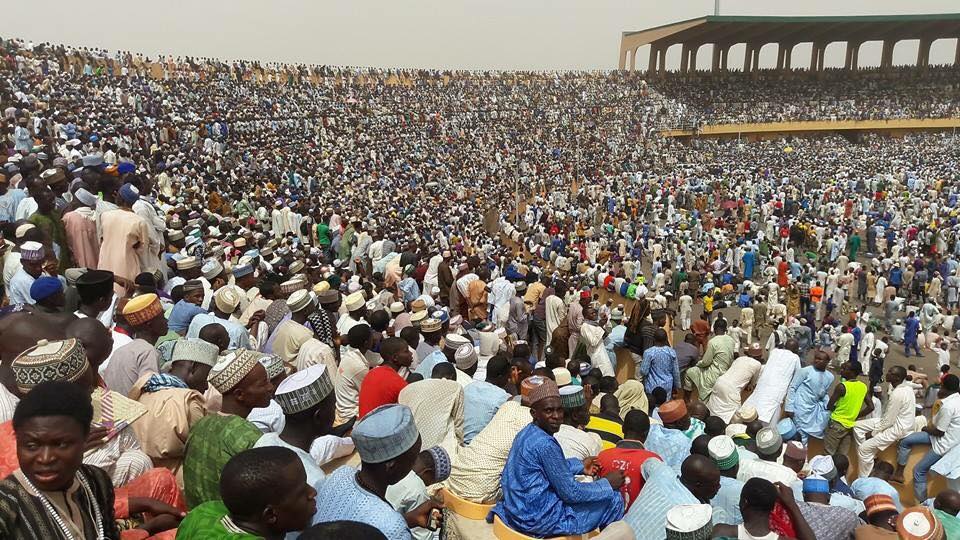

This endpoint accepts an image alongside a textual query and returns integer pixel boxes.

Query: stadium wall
[661,118,960,139]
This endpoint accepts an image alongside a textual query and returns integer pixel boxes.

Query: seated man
[712,477,816,540]
[312,404,439,537]
[177,447,317,538]
[595,409,660,510]
[183,349,274,508]
[491,379,625,537]
[445,377,544,502]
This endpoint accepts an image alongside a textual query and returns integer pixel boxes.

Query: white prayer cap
[665,504,712,539]
[275,364,334,414]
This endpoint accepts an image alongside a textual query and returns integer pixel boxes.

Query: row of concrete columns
[629,38,960,73]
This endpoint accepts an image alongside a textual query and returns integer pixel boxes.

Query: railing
[660,117,960,137]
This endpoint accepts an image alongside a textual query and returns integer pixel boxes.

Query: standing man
[904,311,922,357]
[854,366,917,478]
[784,350,834,444]
[824,361,873,456]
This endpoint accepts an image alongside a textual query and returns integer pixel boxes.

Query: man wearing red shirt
[357,337,411,418]
[595,410,661,510]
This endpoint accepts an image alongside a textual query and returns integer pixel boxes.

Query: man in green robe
[178,446,317,538]
[183,349,275,508]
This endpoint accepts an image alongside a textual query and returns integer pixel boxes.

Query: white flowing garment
[742,348,801,424]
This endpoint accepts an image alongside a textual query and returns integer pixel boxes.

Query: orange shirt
[810,286,824,303]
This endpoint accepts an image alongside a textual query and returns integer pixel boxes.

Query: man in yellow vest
[824,361,874,455]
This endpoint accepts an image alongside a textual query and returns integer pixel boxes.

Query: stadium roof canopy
[619,13,960,72]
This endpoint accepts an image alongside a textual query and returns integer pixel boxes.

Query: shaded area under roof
[619,13,960,70]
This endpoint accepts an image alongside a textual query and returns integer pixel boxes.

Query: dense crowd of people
[652,66,960,127]
[0,34,960,539]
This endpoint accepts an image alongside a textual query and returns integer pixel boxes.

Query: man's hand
[404,500,443,530]
[774,482,798,507]
[603,470,626,490]
[84,426,110,451]
[137,514,182,536]
[246,309,266,329]
[582,457,598,476]
[129,497,186,520]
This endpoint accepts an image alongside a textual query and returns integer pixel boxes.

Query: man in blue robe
[784,351,834,444]
[491,379,624,536]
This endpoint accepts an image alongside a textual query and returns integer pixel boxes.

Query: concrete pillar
[744,44,754,72]
[629,48,637,71]
[917,38,932,67]
[679,44,690,72]
[810,43,820,71]
[850,42,860,70]
[689,45,700,72]
[955,38,960,65]
[784,44,793,70]
[752,47,761,72]
[648,47,658,74]
[711,44,722,71]
[881,39,895,69]
[720,45,730,70]
[658,47,666,74]
[776,45,785,70]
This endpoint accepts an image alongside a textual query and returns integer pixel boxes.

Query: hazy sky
[6,0,959,71]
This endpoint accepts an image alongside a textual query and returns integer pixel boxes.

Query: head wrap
[454,344,478,370]
[207,349,260,394]
[19,241,45,262]
[755,428,783,456]
[286,290,314,313]
[122,293,163,326]
[665,504,713,540]
[864,494,898,517]
[809,454,837,481]
[275,364,334,414]
[75,188,98,207]
[659,400,687,423]
[214,287,241,314]
[552,367,572,386]
[897,507,944,540]
[169,338,220,368]
[119,183,140,204]
[427,446,451,483]
[707,436,740,471]
[802,475,830,494]
[30,276,63,302]
[352,404,420,464]
[12,339,88,393]
[258,354,285,380]
[559,385,586,410]
[528,378,560,406]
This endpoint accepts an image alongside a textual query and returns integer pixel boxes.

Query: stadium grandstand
[620,14,960,136]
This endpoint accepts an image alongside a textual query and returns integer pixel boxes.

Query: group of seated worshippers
[3,272,960,540]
